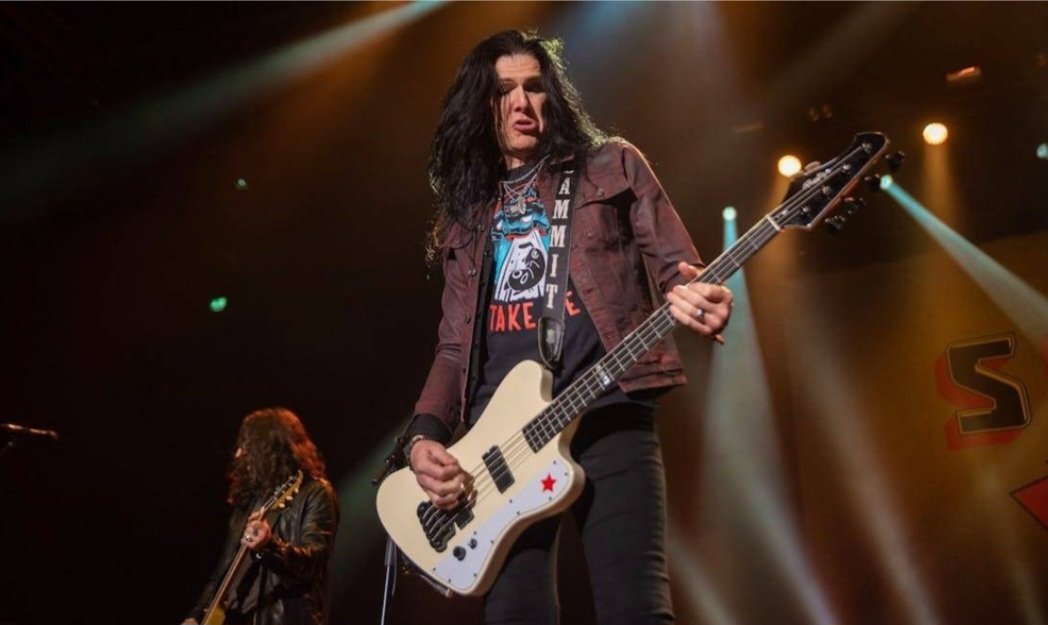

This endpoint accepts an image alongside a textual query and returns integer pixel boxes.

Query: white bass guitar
[376,132,893,597]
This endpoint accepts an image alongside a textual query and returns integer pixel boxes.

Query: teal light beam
[885,182,1048,620]
[700,213,839,625]
[885,183,1048,344]
[330,423,410,593]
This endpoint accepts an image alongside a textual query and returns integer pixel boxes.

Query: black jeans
[483,403,675,625]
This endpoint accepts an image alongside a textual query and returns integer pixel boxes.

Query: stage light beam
[687,213,840,625]
[884,182,1048,347]
[331,432,408,602]
[0,1,446,215]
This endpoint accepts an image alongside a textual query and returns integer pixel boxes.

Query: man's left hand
[666,262,733,342]
[242,510,273,551]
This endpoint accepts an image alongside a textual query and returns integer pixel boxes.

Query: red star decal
[541,474,556,492]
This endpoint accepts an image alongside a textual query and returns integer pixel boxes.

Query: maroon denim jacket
[413,139,703,433]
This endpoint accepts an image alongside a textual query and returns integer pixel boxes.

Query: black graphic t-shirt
[469,165,634,425]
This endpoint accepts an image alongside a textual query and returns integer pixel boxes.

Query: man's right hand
[409,440,472,510]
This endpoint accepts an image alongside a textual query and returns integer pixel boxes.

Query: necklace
[500,156,548,217]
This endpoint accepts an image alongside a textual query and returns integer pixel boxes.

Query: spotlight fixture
[778,155,802,177]
[923,123,949,146]
[722,206,737,222]
[1037,143,1048,160]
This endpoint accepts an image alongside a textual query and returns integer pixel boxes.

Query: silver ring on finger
[695,307,706,322]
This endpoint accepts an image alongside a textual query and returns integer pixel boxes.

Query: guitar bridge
[417,499,474,552]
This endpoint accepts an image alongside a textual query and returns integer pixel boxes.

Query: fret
[510,132,889,510]
[519,191,790,450]
[593,363,614,390]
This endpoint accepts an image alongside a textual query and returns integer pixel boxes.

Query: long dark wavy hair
[426,29,605,261]
[227,407,327,508]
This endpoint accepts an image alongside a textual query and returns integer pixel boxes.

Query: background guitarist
[403,30,733,625]
[183,407,338,625]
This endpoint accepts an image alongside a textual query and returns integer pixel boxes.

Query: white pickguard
[432,458,574,590]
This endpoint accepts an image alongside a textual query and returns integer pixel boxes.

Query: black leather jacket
[189,478,339,625]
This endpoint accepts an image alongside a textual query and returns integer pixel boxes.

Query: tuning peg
[842,197,865,215]
[864,174,882,192]
[826,215,847,234]
[886,151,905,173]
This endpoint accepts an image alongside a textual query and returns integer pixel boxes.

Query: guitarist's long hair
[426,29,605,264]
[227,407,327,508]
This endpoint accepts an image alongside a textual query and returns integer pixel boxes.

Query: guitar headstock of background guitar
[771,132,904,233]
[262,470,304,514]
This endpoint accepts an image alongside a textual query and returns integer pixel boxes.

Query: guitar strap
[537,159,580,371]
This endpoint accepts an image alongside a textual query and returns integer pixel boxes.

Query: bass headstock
[770,132,893,232]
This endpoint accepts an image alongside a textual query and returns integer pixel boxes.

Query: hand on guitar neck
[665,261,733,344]
[240,509,273,551]
[410,439,474,510]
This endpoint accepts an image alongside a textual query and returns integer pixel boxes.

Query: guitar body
[201,604,226,625]
[376,360,585,597]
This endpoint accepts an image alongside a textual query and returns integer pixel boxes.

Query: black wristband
[404,413,453,446]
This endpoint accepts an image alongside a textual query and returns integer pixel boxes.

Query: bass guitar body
[376,360,584,597]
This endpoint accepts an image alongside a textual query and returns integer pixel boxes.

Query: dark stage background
[2,3,1047,625]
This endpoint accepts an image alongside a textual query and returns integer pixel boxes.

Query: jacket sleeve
[188,512,243,621]
[617,140,703,294]
[255,479,339,584]
[411,224,474,433]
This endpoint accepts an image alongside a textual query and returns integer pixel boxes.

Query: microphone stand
[380,533,399,625]
[372,434,408,625]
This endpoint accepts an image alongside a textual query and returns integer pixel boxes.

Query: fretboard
[521,215,782,451]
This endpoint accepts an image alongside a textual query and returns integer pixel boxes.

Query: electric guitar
[201,470,304,625]
[376,132,893,597]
